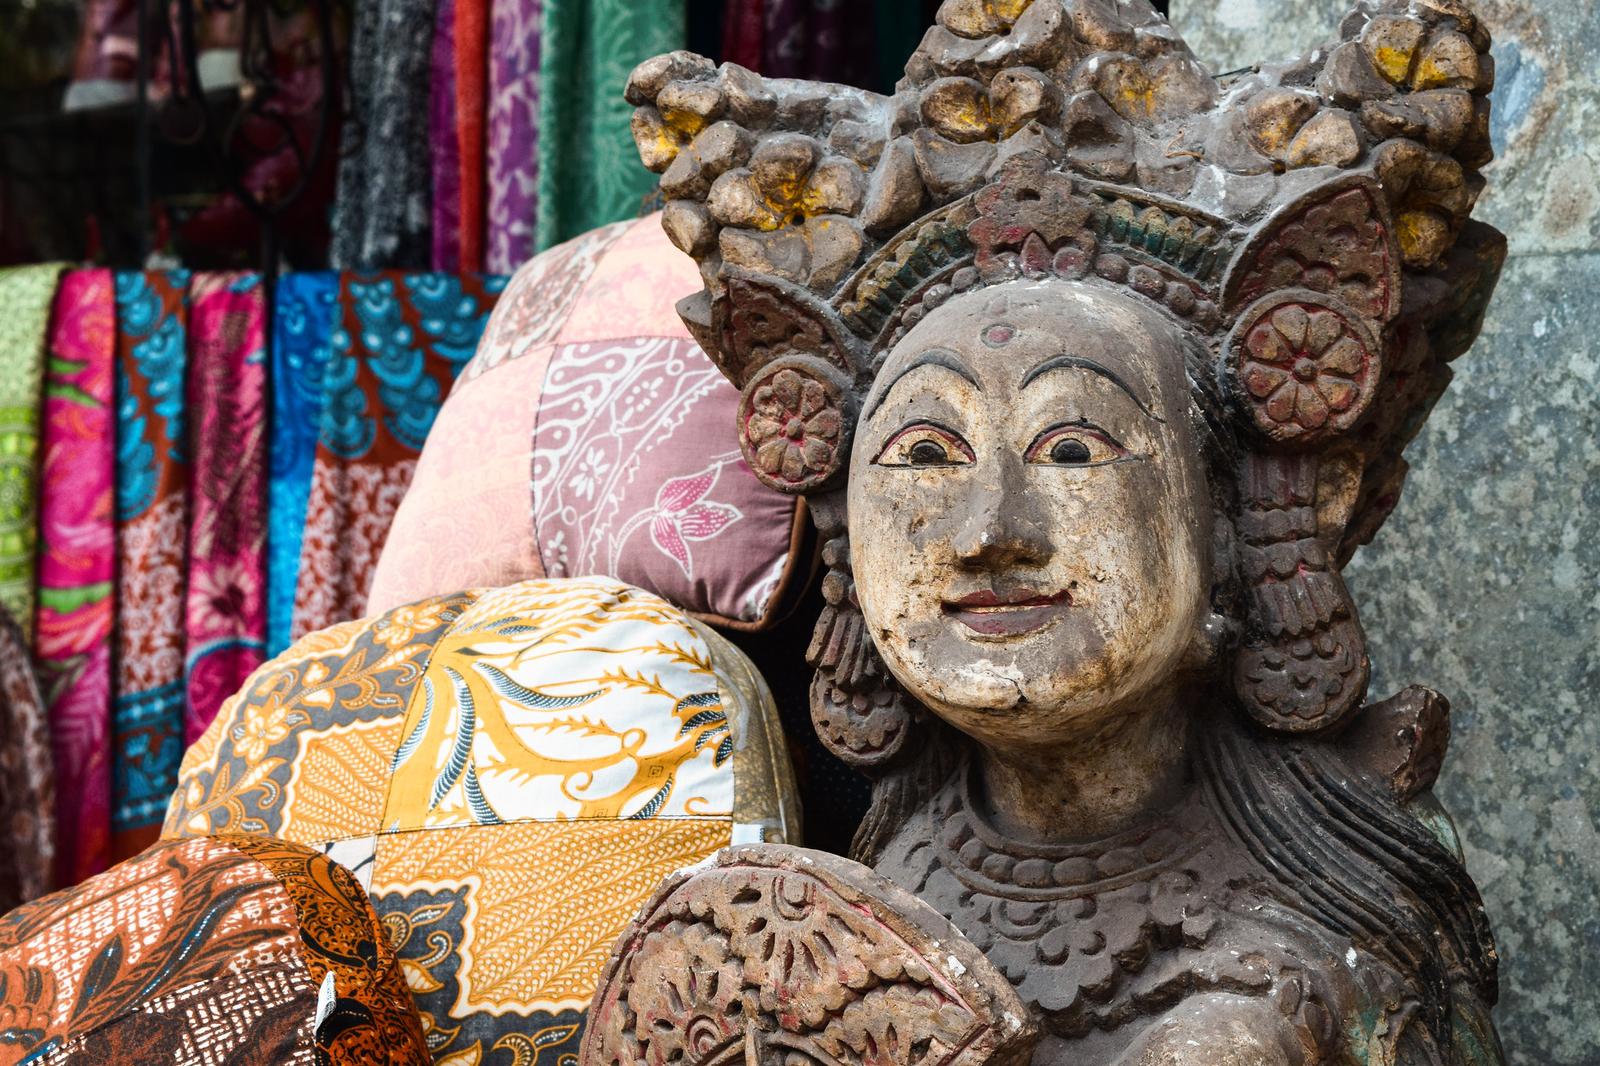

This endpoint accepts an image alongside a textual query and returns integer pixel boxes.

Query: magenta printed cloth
[368,214,806,629]
[183,273,268,743]
[36,269,117,887]
[486,0,542,272]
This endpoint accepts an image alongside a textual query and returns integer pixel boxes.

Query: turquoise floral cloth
[289,272,505,640]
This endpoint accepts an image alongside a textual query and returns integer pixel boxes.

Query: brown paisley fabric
[0,603,53,912]
[0,835,427,1065]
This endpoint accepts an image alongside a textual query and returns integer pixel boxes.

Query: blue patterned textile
[268,272,339,656]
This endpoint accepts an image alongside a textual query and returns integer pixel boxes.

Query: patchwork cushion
[366,216,809,630]
[164,577,800,1066]
[0,835,427,1065]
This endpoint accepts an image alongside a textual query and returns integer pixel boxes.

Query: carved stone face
[849,279,1214,750]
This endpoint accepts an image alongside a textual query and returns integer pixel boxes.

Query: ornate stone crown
[627,0,1505,743]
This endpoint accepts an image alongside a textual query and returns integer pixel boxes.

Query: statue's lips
[941,589,1072,637]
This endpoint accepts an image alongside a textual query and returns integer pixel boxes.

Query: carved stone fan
[581,845,1039,1066]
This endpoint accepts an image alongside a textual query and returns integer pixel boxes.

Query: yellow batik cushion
[162,577,800,1066]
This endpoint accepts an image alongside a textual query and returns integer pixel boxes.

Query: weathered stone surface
[1351,254,1600,1066]
[1176,2,1600,1061]
[1175,0,1598,254]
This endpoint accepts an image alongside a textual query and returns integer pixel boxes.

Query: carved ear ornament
[1232,451,1371,733]
[806,528,927,771]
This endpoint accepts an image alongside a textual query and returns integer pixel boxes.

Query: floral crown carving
[629,0,1506,739]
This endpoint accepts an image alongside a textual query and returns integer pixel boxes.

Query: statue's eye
[1026,424,1126,467]
[1051,438,1092,464]
[874,423,974,468]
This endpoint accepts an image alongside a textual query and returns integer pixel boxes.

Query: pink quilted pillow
[367,216,809,629]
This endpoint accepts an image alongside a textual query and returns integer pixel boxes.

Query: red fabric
[456,0,490,273]
[722,0,766,71]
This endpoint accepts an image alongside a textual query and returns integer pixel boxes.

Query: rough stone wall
[1173,2,1599,1061]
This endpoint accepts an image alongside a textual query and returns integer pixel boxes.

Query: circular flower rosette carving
[738,357,854,493]
[1226,290,1381,446]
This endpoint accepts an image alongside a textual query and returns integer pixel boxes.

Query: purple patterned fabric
[431,0,463,271]
[530,336,799,623]
[486,0,542,273]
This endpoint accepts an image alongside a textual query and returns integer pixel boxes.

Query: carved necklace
[904,762,1231,1035]
[934,762,1209,901]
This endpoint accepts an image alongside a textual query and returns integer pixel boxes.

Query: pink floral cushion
[367,216,808,629]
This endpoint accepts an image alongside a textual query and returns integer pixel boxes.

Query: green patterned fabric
[0,264,65,639]
[536,0,685,250]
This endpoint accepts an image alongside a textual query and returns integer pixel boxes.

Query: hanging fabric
[486,0,542,272]
[457,0,491,272]
[36,269,116,888]
[111,270,191,861]
[432,0,464,272]
[268,272,338,659]
[535,0,685,250]
[722,0,764,71]
[183,274,268,743]
[330,0,436,268]
[0,263,67,639]
[761,0,875,86]
[873,0,930,92]
[291,273,506,640]
[0,605,53,912]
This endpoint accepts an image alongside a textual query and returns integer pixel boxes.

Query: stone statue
[583,2,1507,1063]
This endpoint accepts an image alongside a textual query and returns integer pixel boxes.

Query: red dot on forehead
[981,323,1016,348]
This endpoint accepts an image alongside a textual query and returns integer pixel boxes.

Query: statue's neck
[972,692,1191,844]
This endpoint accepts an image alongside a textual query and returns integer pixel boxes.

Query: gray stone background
[1170,0,1598,1060]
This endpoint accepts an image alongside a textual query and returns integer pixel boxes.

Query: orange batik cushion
[163,577,799,1066]
[0,835,428,1065]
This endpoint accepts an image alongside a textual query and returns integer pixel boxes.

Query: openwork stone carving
[582,846,1038,1066]
[602,1,1511,1063]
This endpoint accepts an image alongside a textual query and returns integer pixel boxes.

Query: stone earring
[806,531,923,771]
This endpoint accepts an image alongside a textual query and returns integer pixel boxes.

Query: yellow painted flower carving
[708,135,866,290]
[941,0,1034,36]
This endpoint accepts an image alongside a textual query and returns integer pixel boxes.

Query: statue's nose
[951,458,1052,570]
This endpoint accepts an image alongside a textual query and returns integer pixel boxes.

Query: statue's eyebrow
[863,348,980,421]
[1019,354,1164,423]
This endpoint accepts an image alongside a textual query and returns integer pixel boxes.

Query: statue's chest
[876,778,1283,1042]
